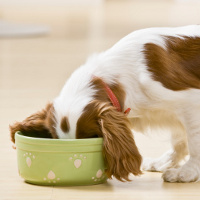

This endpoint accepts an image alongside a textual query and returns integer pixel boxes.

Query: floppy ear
[99,105,142,181]
[9,103,58,143]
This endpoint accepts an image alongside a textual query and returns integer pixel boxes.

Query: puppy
[10,25,200,183]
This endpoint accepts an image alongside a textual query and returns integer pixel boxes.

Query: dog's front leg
[142,123,188,173]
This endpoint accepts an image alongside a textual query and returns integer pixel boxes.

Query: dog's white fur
[52,25,200,182]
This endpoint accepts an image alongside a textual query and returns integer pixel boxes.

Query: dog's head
[10,77,142,181]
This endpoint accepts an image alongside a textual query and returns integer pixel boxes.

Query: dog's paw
[162,164,200,183]
[142,157,162,172]
[142,150,182,172]
[142,157,171,172]
[142,150,179,172]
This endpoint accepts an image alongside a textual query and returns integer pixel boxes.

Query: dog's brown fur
[144,36,200,91]
[9,103,57,142]
[99,104,142,181]
[77,101,142,181]
[60,116,70,133]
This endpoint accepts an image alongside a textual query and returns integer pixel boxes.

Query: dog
[10,25,200,183]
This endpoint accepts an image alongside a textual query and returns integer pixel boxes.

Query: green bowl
[15,131,107,186]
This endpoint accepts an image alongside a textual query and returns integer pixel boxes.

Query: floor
[1,0,200,199]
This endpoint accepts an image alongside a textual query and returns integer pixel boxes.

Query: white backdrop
[0,0,103,6]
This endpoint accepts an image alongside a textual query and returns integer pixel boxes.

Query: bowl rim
[15,131,104,146]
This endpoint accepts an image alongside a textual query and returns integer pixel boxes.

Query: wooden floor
[1,0,200,199]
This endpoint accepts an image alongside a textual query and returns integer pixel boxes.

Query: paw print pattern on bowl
[43,170,60,184]
[23,152,35,168]
[92,169,106,182]
[69,154,87,169]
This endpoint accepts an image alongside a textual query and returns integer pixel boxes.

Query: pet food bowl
[15,131,107,186]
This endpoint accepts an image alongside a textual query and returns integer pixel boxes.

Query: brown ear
[99,105,142,181]
[9,103,58,143]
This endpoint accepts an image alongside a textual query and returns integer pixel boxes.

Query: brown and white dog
[10,25,200,182]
